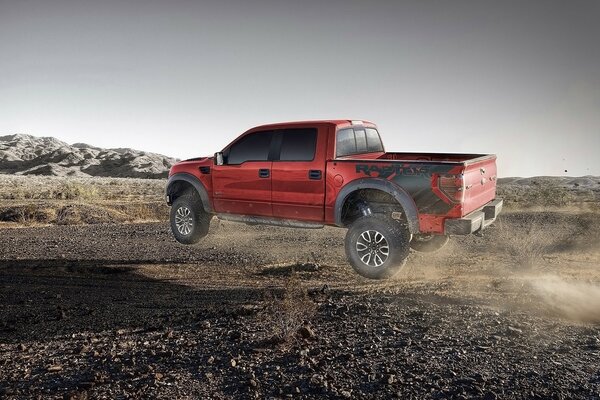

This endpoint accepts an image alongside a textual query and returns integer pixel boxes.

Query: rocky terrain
[0,175,599,398]
[0,206,599,398]
[0,134,177,179]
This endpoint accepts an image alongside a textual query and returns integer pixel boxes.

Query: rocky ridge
[0,134,177,179]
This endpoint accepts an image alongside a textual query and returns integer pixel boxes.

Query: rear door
[212,130,274,216]
[271,127,327,222]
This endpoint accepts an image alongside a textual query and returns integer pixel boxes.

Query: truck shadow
[0,260,266,344]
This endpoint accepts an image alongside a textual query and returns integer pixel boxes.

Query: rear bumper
[444,198,503,235]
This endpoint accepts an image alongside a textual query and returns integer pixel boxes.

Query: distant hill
[0,134,177,179]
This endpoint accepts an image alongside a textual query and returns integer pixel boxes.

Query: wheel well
[340,189,407,227]
[167,181,197,203]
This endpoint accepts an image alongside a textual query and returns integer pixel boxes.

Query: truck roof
[249,119,376,131]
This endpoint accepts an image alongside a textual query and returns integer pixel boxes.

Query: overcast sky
[1,0,599,177]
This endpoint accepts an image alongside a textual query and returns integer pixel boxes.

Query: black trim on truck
[166,173,213,213]
[334,178,420,234]
[444,198,503,235]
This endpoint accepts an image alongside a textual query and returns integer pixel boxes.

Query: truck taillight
[438,174,465,203]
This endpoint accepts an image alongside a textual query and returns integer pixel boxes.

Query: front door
[212,130,274,217]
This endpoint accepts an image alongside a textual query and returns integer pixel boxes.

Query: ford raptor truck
[165,120,502,279]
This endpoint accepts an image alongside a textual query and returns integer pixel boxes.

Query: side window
[279,128,317,161]
[354,129,367,153]
[336,128,356,157]
[336,127,384,157]
[227,131,273,164]
[365,128,384,152]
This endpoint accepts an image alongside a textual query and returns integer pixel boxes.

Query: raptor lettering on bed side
[355,164,432,179]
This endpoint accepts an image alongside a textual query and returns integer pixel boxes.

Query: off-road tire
[410,234,450,253]
[345,215,411,280]
[170,192,211,244]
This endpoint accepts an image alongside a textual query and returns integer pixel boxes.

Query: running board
[216,214,324,229]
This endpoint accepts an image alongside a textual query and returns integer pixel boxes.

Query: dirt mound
[0,134,177,179]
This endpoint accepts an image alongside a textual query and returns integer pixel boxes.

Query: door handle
[259,169,270,178]
[309,170,322,180]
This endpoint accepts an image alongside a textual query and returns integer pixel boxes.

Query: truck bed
[333,152,498,223]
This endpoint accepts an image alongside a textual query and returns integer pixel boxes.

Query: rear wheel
[345,215,411,280]
[410,234,449,253]
[170,192,211,244]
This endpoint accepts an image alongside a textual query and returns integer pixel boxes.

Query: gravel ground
[1,212,599,399]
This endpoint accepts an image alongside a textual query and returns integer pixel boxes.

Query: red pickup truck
[166,120,502,279]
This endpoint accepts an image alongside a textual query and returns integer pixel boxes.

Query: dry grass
[0,174,167,225]
[497,177,599,210]
[0,175,165,201]
[493,213,568,270]
[259,273,317,345]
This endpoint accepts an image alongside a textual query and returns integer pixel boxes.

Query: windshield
[336,127,384,157]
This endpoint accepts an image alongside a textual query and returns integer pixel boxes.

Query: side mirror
[215,152,224,166]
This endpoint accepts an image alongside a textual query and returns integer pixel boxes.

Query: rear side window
[279,128,317,161]
[354,129,367,153]
[227,131,273,164]
[366,128,384,152]
[336,127,383,157]
[336,128,356,157]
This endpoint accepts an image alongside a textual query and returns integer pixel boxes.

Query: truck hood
[168,156,213,177]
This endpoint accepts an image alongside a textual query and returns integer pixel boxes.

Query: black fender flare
[334,178,419,233]
[166,173,213,213]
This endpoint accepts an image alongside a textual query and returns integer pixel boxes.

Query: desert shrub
[493,213,567,269]
[55,204,126,225]
[111,202,169,222]
[0,204,56,225]
[49,182,99,200]
[498,179,575,209]
[260,273,317,345]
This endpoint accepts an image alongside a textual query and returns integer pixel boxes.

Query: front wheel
[344,215,411,280]
[170,193,212,244]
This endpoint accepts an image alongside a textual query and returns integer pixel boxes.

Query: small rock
[230,359,237,367]
[17,343,27,352]
[200,321,211,330]
[507,326,522,335]
[154,373,163,380]
[47,365,63,373]
[341,390,352,398]
[229,330,242,340]
[298,326,316,339]
[78,382,95,390]
[483,391,498,400]
[310,374,324,385]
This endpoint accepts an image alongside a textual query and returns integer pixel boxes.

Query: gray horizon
[1,0,599,177]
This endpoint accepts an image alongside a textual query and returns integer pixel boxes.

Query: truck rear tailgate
[461,155,497,216]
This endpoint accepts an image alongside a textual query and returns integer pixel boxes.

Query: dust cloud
[531,275,600,323]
